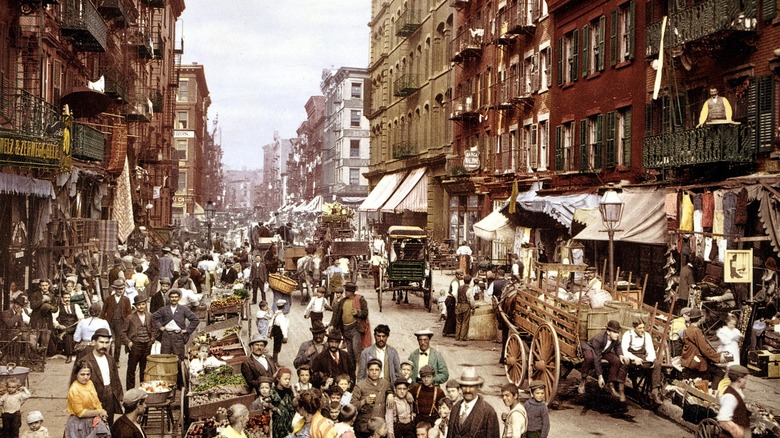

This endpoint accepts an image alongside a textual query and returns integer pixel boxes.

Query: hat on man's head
[455,367,484,386]
[134,294,149,305]
[162,247,171,253]
[159,277,171,285]
[310,324,327,334]
[728,364,750,379]
[122,388,148,405]
[679,307,692,317]
[414,328,434,338]
[419,365,435,377]
[91,328,112,340]
[112,279,126,289]
[166,288,182,298]
[171,248,181,256]
[13,295,26,306]
[327,330,344,341]
[248,334,268,346]
[393,379,409,388]
[400,360,414,368]
[344,282,357,293]
[606,320,622,333]
[26,411,43,424]
[688,308,704,321]
[455,269,464,276]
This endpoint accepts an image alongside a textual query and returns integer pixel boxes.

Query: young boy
[294,364,313,395]
[409,365,444,427]
[305,287,332,329]
[386,380,415,438]
[256,300,271,337]
[334,404,358,438]
[21,411,49,438]
[400,361,414,385]
[444,380,461,404]
[437,290,447,321]
[368,417,388,438]
[328,401,342,422]
[0,377,31,438]
[414,422,431,438]
[249,376,276,437]
[334,374,353,405]
[269,299,289,363]
[524,380,550,438]
[501,383,527,438]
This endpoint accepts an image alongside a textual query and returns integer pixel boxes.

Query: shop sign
[463,150,480,171]
[0,130,66,169]
[173,130,195,138]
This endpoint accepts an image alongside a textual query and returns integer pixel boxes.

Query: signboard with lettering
[173,130,195,138]
[0,130,66,169]
[463,150,480,171]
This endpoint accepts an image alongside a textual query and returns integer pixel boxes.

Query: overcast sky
[180,1,372,170]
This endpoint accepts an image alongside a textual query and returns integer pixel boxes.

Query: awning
[381,168,427,213]
[502,181,599,228]
[358,173,404,212]
[474,208,515,242]
[0,173,55,198]
[340,196,366,204]
[60,86,112,118]
[304,195,323,212]
[573,190,667,244]
[292,200,309,213]
[193,202,205,216]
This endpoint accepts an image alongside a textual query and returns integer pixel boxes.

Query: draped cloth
[111,157,135,243]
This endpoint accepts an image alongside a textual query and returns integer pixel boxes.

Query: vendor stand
[207,288,250,324]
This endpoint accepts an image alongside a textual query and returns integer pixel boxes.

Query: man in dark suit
[149,277,171,314]
[241,334,278,395]
[70,328,123,427]
[101,279,133,364]
[122,294,154,389]
[447,367,499,438]
[293,324,328,369]
[578,319,628,401]
[311,330,355,389]
[249,254,268,304]
[151,288,199,361]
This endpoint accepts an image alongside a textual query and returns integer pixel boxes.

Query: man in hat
[443,270,464,337]
[152,288,199,362]
[170,248,182,279]
[447,367,499,438]
[29,279,56,356]
[682,308,726,389]
[70,328,122,426]
[250,253,269,304]
[109,258,125,287]
[330,282,369,368]
[111,387,147,438]
[149,277,171,314]
[358,324,402,385]
[294,324,328,368]
[158,247,174,281]
[311,330,355,389]
[578,320,628,402]
[717,365,751,438]
[122,294,154,389]
[242,335,278,394]
[52,290,84,363]
[101,279,133,364]
[408,329,449,385]
[0,296,29,333]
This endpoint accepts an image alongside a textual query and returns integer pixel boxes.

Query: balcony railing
[393,74,421,97]
[129,25,155,59]
[126,96,152,122]
[449,94,479,121]
[61,0,109,52]
[392,141,418,159]
[97,0,130,28]
[150,90,163,113]
[491,74,531,109]
[103,70,129,103]
[450,28,483,63]
[395,9,421,37]
[72,123,105,161]
[0,88,61,138]
[646,0,758,57]
[643,124,754,168]
[140,0,165,8]
[497,1,535,44]
[446,155,470,177]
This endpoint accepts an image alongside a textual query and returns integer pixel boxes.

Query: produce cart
[207,289,249,325]
[379,226,432,313]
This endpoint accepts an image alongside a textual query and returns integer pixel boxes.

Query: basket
[268,274,297,295]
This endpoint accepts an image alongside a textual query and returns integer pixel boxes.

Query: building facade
[289,95,325,203]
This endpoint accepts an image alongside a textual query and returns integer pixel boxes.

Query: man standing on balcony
[698,87,738,127]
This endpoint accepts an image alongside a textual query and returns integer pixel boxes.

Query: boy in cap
[524,380,549,438]
[270,299,290,363]
[386,379,415,438]
[21,411,48,438]
[111,388,147,437]
[408,365,444,427]
[578,320,628,401]
[122,294,154,389]
[716,365,751,438]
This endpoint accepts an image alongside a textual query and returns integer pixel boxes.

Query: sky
[180,1,372,170]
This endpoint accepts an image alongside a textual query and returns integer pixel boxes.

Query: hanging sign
[463,150,480,171]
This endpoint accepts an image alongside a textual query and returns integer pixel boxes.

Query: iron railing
[393,74,421,97]
[396,9,421,37]
[392,141,418,159]
[497,0,535,40]
[72,122,105,161]
[0,88,61,138]
[449,93,478,120]
[643,124,754,168]
[60,0,109,52]
[97,0,130,27]
[129,23,154,59]
[450,28,483,62]
[141,0,165,8]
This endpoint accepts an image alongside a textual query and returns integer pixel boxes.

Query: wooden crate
[748,350,780,378]
[187,392,256,419]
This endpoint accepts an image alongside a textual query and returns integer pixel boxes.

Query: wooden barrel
[587,307,620,340]
[144,354,179,386]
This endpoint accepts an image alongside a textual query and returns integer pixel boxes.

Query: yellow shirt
[67,380,102,417]
[219,426,249,438]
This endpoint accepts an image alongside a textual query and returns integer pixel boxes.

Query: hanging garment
[702,191,714,228]
[713,190,725,236]
[735,188,749,225]
[680,193,694,231]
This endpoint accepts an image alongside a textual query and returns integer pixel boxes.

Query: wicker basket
[268,274,298,294]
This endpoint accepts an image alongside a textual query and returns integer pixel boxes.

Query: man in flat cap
[330,282,369,368]
[158,247,174,281]
[408,329,449,385]
[579,320,628,402]
[447,367,499,438]
[294,324,328,369]
[152,288,199,364]
[122,294,154,389]
[111,388,147,438]
[717,365,751,438]
[242,334,278,395]
[311,330,355,389]
[101,279,133,364]
[70,328,122,426]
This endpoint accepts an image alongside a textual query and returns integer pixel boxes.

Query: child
[414,422,431,438]
[436,290,447,321]
[271,367,296,438]
[0,377,31,438]
[328,401,342,422]
[335,374,353,405]
[409,365,444,427]
[294,364,313,395]
[501,383,528,438]
[249,376,275,437]
[334,404,358,438]
[368,417,388,438]
[524,380,550,438]
[256,300,271,337]
[444,380,461,404]
[21,411,49,438]
[427,398,451,438]
[189,343,227,379]
[400,361,414,385]
[386,380,415,438]
[270,299,289,363]
[305,287,332,328]
[716,313,742,366]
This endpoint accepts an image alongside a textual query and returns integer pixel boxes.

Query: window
[582,114,603,170]
[617,107,632,166]
[178,80,189,102]
[611,1,635,65]
[351,81,362,99]
[554,122,574,171]
[175,139,188,160]
[539,47,551,90]
[524,124,537,171]
[538,120,549,171]
[350,110,361,127]
[349,168,360,185]
[350,139,360,158]
[524,54,537,94]
[557,29,579,85]
[582,16,605,76]
[177,111,188,129]
[177,171,186,191]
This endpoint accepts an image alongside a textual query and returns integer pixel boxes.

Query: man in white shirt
[717,365,751,438]
[70,328,122,427]
[357,324,401,384]
[52,291,84,363]
[447,367,499,438]
[241,335,278,395]
[620,319,663,404]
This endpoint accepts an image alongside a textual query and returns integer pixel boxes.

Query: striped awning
[381,168,427,213]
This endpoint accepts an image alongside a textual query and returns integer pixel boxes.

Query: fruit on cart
[191,366,247,393]
[209,296,244,310]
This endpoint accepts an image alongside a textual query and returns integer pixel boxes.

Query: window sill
[614,60,632,70]
[586,71,602,81]
[561,82,575,90]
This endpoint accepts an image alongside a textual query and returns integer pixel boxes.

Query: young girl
[256,300,271,337]
[189,344,227,379]
[716,313,742,366]
[436,290,447,322]
[21,411,49,438]
[523,380,549,438]
[271,367,296,438]
[305,287,332,328]
[294,365,313,395]
[427,398,451,438]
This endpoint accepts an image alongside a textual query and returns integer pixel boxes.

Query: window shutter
[555,125,563,171]
[532,53,540,92]
[530,124,539,169]
[628,0,635,60]
[545,49,552,88]
[595,114,604,169]
[757,75,775,153]
[610,10,618,66]
[572,29,579,82]
[579,120,588,172]
[763,0,777,21]
[623,109,632,166]
[598,16,606,71]
[582,25,589,78]
[605,111,616,168]
[557,38,563,86]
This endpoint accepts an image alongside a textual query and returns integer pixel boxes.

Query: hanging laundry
[734,188,749,225]
[713,190,725,236]
[702,191,714,228]
[679,193,694,231]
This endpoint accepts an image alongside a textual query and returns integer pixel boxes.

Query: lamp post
[599,186,624,288]
[205,199,216,249]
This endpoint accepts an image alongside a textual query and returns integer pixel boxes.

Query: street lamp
[599,185,624,288]
[205,199,216,249]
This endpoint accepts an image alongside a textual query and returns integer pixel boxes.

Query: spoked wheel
[528,322,561,404]
[695,418,722,438]
[504,332,527,387]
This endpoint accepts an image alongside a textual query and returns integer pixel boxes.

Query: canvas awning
[292,199,309,213]
[358,173,404,212]
[573,190,667,244]
[474,208,515,242]
[304,195,323,212]
[502,181,599,228]
[381,168,427,213]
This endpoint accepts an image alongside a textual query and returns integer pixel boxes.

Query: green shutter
[572,29,579,82]
[623,109,632,166]
[557,38,563,86]
[595,114,604,169]
[610,10,618,66]
[598,16,606,71]
[579,120,588,172]
[606,111,616,168]
[757,76,775,153]
[628,0,635,60]
[555,125,563,170]
[582,25,589,78]
[763,0,777,21]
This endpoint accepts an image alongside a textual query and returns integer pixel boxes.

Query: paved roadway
[28,268,691,437]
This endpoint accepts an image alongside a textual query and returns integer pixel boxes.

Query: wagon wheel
[504,332,527,386]
[528,321,561,404]
[695,418,722,438]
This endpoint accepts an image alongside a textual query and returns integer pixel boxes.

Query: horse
[296,253,322,303]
